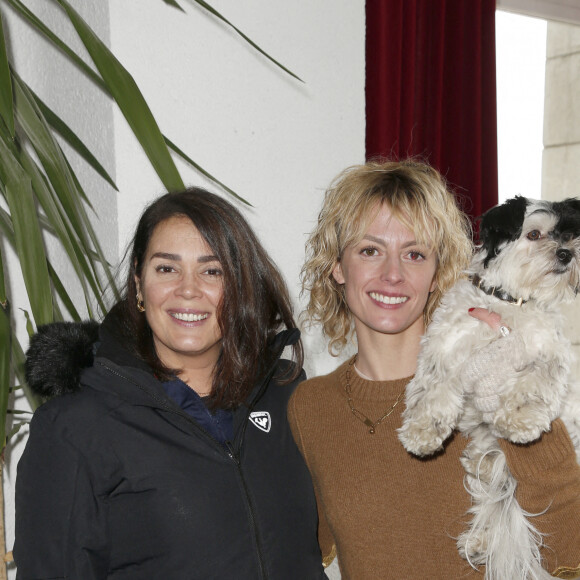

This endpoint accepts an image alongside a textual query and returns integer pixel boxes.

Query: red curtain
[366,0,498,222]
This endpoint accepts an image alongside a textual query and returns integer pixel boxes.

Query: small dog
[398,196,580,580]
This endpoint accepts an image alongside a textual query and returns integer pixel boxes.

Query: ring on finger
[499,324,511,337]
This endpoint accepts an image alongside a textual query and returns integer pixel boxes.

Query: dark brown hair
[120,187,302,409]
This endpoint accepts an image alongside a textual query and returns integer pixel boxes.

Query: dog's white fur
[398,197,580,580]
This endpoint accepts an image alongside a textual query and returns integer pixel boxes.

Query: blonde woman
[289,159,580,579]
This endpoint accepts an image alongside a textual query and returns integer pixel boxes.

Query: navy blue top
[161,379,233,445]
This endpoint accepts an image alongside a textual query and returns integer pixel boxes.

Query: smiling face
[136,216,224,371]
[332,204,438,344]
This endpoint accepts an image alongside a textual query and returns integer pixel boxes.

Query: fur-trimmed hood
[25,321,100,399]
[24,318,301,401]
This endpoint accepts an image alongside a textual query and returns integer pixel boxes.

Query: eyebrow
[149,252,219,263]
[362,234,423,248]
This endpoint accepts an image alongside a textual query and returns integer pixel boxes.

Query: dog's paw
[494,424,546,444]
[457,529,488,566]
[397,419,452,456]
[491,409,551,444]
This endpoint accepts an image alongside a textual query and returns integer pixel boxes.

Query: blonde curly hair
[301,159,473,355]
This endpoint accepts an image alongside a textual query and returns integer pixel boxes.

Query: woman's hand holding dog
[464,308,527,424]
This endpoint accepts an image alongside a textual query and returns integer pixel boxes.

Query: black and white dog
[398,196,580,580]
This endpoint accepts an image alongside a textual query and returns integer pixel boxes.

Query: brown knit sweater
[288,359,580,580]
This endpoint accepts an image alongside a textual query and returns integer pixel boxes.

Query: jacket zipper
[160,411,268,579]
[98,362,270,579]
[224,440,267,579]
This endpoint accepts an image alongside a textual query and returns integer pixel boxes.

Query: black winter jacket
[14,318,326,580]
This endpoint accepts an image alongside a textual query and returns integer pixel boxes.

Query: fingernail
[468,308,475,312]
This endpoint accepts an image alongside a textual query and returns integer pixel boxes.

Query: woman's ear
[332,261,345,285]
[134,275,142,298]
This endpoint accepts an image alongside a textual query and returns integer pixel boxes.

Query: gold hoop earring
[136,294,145,313]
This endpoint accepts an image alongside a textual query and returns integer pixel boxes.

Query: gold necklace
[345,356,405,434]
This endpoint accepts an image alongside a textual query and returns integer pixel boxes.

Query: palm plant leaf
[55,0,185,193]
[0,297,11,450]
[10,334,41,411]
[191,0,303,82]
[47,263,82,321]
[15,145,109,316]
[30,89,118,191]
[162,0,185,11]
[7,420,31,443]
[12,74,118,306]
[0,138,53,326]
[6,0,305,205]
[0,10,14,137]
[164,138,251,206]
[5,0,106,90]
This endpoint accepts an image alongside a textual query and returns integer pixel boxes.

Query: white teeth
[370,292,408,305]
[171,312,208,322]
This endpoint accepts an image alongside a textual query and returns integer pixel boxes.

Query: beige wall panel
[541,143,580,201]
[543,53,580,146]
[546,20,580,56]
[543,20,580,379]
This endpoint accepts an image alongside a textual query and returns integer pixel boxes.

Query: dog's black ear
[480,196,529,268]
[559,197,580,211]
[553,197,580,239]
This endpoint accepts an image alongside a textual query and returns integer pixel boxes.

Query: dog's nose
[556,248,573,264]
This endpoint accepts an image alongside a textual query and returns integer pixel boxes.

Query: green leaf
[0,10,14,137]
[7,421,30,443]
[9,88,97,315]
[11,74,115,312]
[19,308,35,337]
[192,0,303,82]
[11,337,41,411]
[56,0,184,193]
[48,262,82,321]
[0,84,117,315]
[0,137,53,326]
[4,179,54,326]
[30,88,118,191]
[14,143,110,317]
[11,73,86,221]
[0,301,12,449]
[161,0,185,11]
[0,207,15,248]
[5,0,106,91]
[4,2,249,204]
[0,239,6,306]
[165,137,251,206]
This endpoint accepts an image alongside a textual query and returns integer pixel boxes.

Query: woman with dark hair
[14,188,326,579]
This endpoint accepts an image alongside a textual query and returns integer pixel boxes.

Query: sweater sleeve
[288,390,337,568]
[499,419,580,578]
[14,406,110,580]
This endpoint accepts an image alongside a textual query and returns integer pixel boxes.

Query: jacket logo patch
[249,411,271,433]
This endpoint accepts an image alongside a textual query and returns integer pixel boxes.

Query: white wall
[1,1,364,576]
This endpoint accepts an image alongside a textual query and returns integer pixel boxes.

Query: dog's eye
[527,230,542,241]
